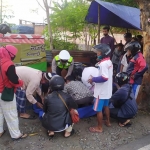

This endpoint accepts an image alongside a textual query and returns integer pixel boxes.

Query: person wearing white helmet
[52,50,74,79]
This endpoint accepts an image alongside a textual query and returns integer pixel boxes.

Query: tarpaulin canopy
[85,0,141,30]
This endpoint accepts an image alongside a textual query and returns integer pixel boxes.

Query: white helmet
[59,50,70,60]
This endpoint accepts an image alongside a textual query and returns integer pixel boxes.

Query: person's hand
[88,75,93,84]
[88,78,93,84]
[36,102,43,109]
[41,96,44,104]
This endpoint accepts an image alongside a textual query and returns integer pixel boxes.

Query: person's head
[136,35,143,43]
[124,33,132,42]
[131,37,138,42]
[124,41,141,57]
[116,43,124,51]
[103,26,110,36]
[66,75,75,84]
[116,72,129,87]
[41,72,52,84]
[49,75,65,91]
[0,45,18,60]
[92,43,111,61]
[59,50,70,64]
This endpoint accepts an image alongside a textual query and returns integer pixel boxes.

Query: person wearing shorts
[88,43,113,133]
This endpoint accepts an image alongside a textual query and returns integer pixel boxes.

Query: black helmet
[124,41,141,56]
[116,72,129,86]
[92,43,111,58]
[0,24,11,34]
[49,75,65,91]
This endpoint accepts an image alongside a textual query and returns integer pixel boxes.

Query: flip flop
[89,127,103,133]
[119,122,132,127]
[20,115,37,120]
[12,133,28,141]
[0,130,6,138]
[64,129,75,138]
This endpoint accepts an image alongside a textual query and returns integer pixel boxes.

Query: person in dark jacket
[42,75,78,138]
[110,72,138,127]
[125,41,148,99]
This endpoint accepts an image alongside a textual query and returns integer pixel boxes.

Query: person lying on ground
[64,75,94,107]
[109,72,138,127]
[42,75,78,138]
[15,66,52,119]
[88,43,113,133]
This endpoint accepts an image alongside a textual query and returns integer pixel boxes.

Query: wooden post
[97,4,100,44]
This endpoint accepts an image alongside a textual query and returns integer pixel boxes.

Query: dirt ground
[0,110,150,150]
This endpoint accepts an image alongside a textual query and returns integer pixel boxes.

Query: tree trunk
[136,0,150,111]
[43,0,53,50]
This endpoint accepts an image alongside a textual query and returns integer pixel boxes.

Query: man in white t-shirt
[88,43,113,133]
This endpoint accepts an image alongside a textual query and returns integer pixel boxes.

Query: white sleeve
[121,54,126,65]
[100,63,109,79]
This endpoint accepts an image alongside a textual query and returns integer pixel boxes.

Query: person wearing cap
[52,50,74,79]
[15,66,52,119]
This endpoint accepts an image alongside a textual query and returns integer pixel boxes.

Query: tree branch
[36,0,46,11]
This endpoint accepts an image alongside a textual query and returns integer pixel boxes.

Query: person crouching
[42,75,78,138]
[110,72,138,127]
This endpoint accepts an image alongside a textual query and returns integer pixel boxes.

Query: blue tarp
[85,0,141,30]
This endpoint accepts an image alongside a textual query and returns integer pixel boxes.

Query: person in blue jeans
[125,41,148,99]
[110,72,138,127]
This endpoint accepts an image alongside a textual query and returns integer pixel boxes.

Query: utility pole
[0,0,2,23]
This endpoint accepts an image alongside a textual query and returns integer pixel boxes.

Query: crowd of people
[0,26,147,140]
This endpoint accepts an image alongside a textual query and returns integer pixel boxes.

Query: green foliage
[102,0,138,8]
[44,0,90,50]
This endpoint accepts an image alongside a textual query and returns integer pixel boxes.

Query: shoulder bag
[57,92,79,124]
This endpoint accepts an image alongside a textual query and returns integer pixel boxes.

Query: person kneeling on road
[110,72,138,127]
[15,66,52,119]
[52,50,74,79]
[42,75,78,138]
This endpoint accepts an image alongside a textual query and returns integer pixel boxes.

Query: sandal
[119,122,132,127]
[64,129,75,138]
[89,127,103,133]
[12,133,28,141]
[0,130,6,138]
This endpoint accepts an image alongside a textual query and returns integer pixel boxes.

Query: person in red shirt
[125,41,148,99]
[0,45,27,140]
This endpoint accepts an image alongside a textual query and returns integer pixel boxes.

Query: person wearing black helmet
[88,43,113,133]
[109,72,138,127]
[42,75,78,138]
[125,41,148,100]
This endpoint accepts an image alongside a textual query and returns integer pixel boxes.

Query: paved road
[116,134,150,150]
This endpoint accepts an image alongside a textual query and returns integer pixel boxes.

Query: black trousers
[110,108,129,124]
[56,67,68,76]
[76,96,94,108]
